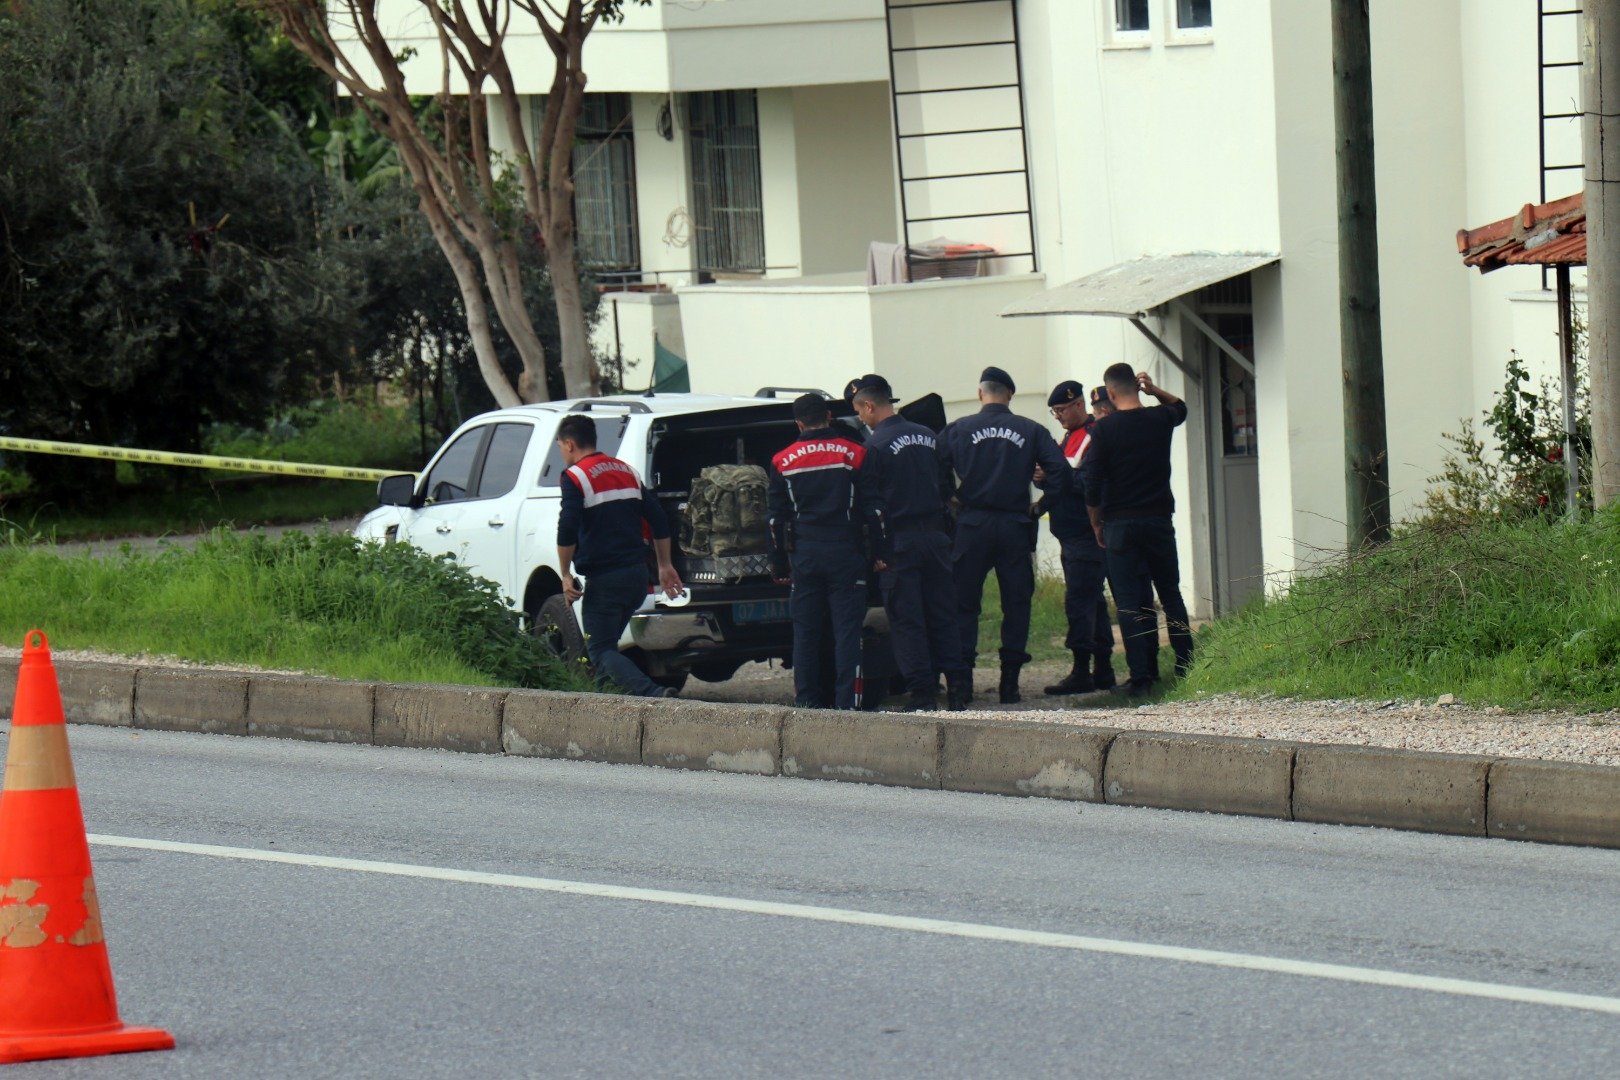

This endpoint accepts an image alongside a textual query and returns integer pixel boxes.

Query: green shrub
[0,531,587,689]
[1183,509,1620,710]
[1421,352,1590,525]
[206,399,421,472]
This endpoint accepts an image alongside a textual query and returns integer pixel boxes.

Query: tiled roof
[1457,192,1585,272]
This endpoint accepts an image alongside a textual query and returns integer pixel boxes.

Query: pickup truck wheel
[534,594,587,666]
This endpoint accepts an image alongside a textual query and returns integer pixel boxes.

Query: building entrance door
[1198,308,1264,613]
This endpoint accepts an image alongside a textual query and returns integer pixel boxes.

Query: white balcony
[338,0,888,96]
[674,272,1048,408]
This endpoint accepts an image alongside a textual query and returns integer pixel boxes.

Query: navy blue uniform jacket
[767,427,885,546]
[938,403,1069,514]
[863,414,947,531]
[557,452,670,575]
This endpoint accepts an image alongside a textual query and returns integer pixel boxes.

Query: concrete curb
[1,659,1617,850]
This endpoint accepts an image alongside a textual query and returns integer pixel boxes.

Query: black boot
[1092,653,1117,691]
[998,665,1023,705]
[1044,653,1095,696]
[945,671,972,712]
[903,687,940,712]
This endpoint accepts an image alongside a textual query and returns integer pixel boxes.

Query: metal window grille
[1115,0,1150,32]
[687,90,766,274]
[573,94,640,272]
[529,94,641,273]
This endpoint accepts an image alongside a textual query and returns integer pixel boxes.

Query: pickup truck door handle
[435,523,453,535]
[487,517,505,529]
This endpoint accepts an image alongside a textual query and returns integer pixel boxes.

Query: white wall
[792,83,902,277]
[677,274,1047,404]
[334,0,887,96]
[1368,3,1477,518]
[593,292,685,393]
[628,93,697,287]
[758,89,802,278]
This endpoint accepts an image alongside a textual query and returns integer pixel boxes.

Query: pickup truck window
[476,423,534,499]
[538,416,630,487]
[423,428,486,504]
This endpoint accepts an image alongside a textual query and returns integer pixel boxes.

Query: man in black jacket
[850,374,964,712]
[938,366,1069,705]
[1080,364,1194,695]
[1033,380,1116,695]
[767,394,888,709]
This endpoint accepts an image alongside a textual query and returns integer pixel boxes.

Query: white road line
[90,832,1620,1017]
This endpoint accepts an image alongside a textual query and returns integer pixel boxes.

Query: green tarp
[652,337,690,394]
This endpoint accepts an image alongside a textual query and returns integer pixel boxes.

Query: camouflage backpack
[682,464,770,557]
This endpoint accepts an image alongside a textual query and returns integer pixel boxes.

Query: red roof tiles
[1457,192,1586,272]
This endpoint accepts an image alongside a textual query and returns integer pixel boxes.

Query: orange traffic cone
[0,630,174,1064]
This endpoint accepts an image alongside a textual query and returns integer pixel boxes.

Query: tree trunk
[547,227,597,398]
[469,229,550,403]
[1585,0,1620,507]
[420,201,520,409]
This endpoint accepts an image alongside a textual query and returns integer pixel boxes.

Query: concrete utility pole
[1331,0,1391,547]
[1585,0,1620,508]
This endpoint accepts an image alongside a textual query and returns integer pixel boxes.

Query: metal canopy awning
[998,252,1279,384]
[1000,252,1279,318]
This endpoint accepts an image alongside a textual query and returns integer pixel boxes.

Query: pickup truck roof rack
[754,387,831,399]
[570,398,653,413]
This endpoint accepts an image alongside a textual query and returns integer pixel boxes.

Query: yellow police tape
[0,436,412,483]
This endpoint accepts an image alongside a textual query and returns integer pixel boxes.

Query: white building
[348,0,1585,619]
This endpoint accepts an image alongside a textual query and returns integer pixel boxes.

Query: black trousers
[789,539,868,709]
[880,527,964,692]
[1103,515,1194,682]
[952,509,1036,669]
[1058,537,1113,661]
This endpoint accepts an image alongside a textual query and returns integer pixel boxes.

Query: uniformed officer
[938,366,1069,705]
[767,393,889,709]
[1033,380,1116,695]
[555,413,685,698]
[849,374,965,712]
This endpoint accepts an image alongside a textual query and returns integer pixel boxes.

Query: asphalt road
[6,725,1620,1079]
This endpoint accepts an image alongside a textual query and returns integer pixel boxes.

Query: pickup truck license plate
[732,600,791,625]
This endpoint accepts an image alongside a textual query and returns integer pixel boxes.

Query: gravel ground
[682,659,1620,768]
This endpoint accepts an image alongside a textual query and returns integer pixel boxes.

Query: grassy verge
[976,573,1071,664]
[2,478,380,542]
[0,532,589,690]
[1182,510,1620,711]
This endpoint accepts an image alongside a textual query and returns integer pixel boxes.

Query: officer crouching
[767,394,889,710]
[938,366,1069,704]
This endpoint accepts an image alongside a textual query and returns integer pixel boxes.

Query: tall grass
[1183,509,1620,710]
[0,532,587,689]
[975,572,1072,663]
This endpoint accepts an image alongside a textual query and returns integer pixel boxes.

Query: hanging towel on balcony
[866,241,910,286]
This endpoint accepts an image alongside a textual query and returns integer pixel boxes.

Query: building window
[1177,0,1211,29]
[1115,0,1150,32]
[687,90,766,275]
[529,94,641,277]
[572,94,640,276]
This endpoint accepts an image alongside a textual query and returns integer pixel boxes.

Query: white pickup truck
[354,390,943,701]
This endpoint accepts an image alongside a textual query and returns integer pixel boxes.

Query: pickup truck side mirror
[376,473,417,507]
